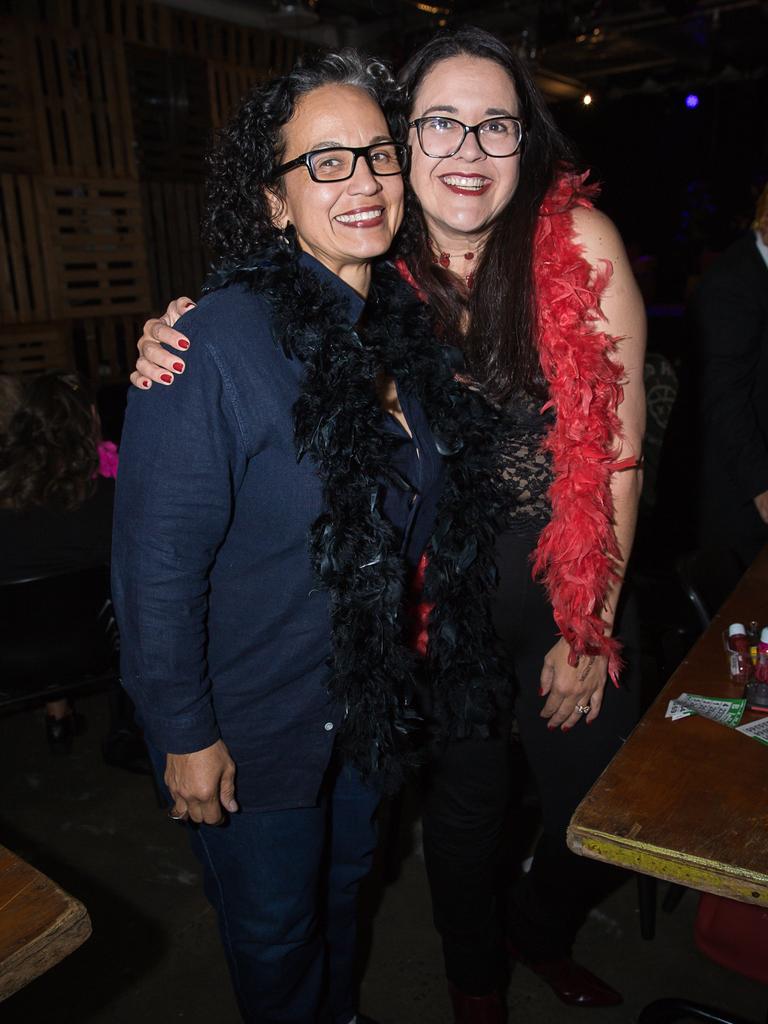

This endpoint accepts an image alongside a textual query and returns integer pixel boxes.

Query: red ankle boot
[448,983,506,1024]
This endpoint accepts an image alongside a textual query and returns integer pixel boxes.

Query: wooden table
[0,844,91,1001]
[568,547,768,905]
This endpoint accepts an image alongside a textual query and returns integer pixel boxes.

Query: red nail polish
[160,373,172,383]
[538,686,544,696]
[172,362,184,372]
[547,723,556,731]
[178,339,190,350]
[184,302,195,309]
[562,725,571,733]
[141,379,149,388]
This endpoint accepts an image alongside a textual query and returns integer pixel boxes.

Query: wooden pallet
[0,321,71,375]
[30,28,135,178]
[126,44,211,181]
[36,177,151,318]
[142,180,206,306]
[208,62,266,130]
[72,312,145,381]
[0,174,51,323]
[0,19,38,173]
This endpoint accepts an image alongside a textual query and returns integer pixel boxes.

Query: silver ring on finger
[575,704,591,715]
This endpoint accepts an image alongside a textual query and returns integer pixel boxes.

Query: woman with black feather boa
[112,51,506,1024]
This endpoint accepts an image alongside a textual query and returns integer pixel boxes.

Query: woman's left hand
[539,638,608,731]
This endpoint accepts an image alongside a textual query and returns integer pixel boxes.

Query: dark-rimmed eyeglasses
[409,116,524,159]
[273,142,409,183]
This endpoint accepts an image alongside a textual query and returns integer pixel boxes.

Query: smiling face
[408,55,522,252]
[271,84,404,293]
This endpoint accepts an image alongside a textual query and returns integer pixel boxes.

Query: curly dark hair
[203,50,406,268]
[0,372,99,512]
[396,26,577,401]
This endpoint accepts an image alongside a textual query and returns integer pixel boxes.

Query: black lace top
[496,389,554,538]
[441,345,554,539]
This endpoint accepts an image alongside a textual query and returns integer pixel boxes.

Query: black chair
[676,547,744,634]
[0,565,118,712]
[0,563,161,796]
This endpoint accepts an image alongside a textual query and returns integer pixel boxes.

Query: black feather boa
[205,240,509,792]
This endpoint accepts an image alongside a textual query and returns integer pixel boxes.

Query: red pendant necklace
[433,249,476,288]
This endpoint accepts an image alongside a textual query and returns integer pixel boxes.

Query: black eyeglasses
[273,142,409,183]
[409,116,524,159]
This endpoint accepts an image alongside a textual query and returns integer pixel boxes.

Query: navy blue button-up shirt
[112,256,443,811]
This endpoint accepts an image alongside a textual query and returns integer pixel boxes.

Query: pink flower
[97,440,119,479]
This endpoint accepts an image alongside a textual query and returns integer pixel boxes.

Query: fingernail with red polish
[547,723,556,731]
[184,302,195,309]
[141,379,149,388]
[160,373,172,383]
[178,338,190,350]
[538,686,545,696]
[562,726,571,733]
[172,362,184,372]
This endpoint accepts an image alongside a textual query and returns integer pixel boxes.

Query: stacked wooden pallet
[0,1,305,382]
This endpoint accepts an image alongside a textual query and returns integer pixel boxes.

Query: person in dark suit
[692,184,768,566]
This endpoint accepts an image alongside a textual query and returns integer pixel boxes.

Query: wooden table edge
[0,890,92,1003]
[567,824,768,906]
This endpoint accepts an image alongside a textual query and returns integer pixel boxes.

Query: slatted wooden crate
[126,44,211,181]
[142,180,207,307]
[0,19,38,173]
[113,0,171,48]
[0,1,168,46]
[269,32,307,75]
[1,2,304,69]
[0,174,51,323]
[0,321,72,374]
[72,313,145,381]
[209,62,266,130]
[30,28,136,178]
[36,177,151,318]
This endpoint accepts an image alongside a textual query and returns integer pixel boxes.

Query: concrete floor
[1,693,765,1024]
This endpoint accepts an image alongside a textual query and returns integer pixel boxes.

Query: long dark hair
[203,50,405,267]
[397,27,577,400]
[0,372,99,512]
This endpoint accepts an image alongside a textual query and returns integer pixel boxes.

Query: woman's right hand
[130,296,196,390]
[165,739,239,825]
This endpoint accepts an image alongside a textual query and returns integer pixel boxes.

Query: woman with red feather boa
[131,26,645,1023]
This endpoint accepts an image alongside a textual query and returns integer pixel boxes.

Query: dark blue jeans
[154,750,379,1024]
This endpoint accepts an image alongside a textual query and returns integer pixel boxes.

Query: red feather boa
[531,172,625,682]
[398,171,628,682]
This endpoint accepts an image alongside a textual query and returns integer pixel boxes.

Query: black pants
[421,531,641,994]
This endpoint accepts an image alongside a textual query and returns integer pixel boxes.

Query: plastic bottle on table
[728,623,752,681]
[755,627,768,684]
